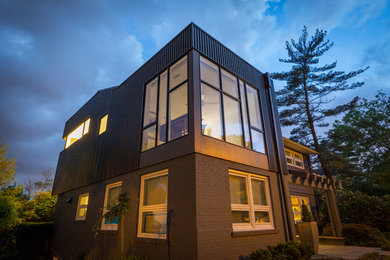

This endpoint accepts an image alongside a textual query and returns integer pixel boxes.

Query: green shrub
[16,222,53,259]
[250,241,313,260]
[336,190,390,233]
[382,241,390,251]
[342,223,389,247]
[301,203,314,222]
[358,252,390,260]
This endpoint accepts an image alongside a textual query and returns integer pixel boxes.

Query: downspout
[264,73,296,241]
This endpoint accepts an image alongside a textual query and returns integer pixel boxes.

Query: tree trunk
[303,77,331,178]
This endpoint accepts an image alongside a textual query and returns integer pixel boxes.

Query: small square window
[75,193,89,221]
[99,114,108,135]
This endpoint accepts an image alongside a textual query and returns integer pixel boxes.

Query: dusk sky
[1,0,389,184]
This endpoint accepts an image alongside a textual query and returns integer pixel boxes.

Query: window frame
[137,169,168,239]
[285,148,305,169]
[291,195,311,223]
[229,169,274,231]
[64,118,91,149]
[141,55,188,152]
[75,193,89,221]
[98,113,108,135]
[101,181,122,231]
[199,55,266,154]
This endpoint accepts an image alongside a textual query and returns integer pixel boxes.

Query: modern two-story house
[51,23,342,260]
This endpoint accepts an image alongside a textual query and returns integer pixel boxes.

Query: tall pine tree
[272,26,368,177]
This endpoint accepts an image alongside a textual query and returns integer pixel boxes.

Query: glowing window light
[99,114,108,135]
[65,118,91,149]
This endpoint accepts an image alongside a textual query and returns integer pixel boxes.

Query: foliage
[336,223,389,248]
[335,189,390,233]
[16,222,53,259]
[0,196,18,229]
[0,141,16,189]
[321,91,390,196]
[272,26,368,176]
[358,252,390,260]
[93,192,130,258]
[301,203,314,222]
[250,241,313,260]
[19,191,57,222]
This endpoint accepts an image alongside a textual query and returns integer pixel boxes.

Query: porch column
[325,188,342,237]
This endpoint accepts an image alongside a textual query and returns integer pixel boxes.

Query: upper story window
[200,56,266,153]
[285,149,304,169]
[229,169,274,231]
[99,114,108,135]
[65,118,91,149]
[141,56,188,152]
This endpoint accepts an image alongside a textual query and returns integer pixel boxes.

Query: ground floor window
[229,169,274,231]
[291,195,311,223]
[138,169,168,239]
[75,193,89,221]
[101,181,122,230]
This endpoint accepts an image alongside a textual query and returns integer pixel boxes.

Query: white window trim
[229,169,274,231]
[75,193,89,221]
[291,195,311,223]
[285,148,304,169]
[137,169,168,239]
[101,181,122,231]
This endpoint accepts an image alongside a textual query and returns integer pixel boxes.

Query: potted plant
[297,203,319,254]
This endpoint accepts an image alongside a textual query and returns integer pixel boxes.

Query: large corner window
[200,56,266,153]
[64,118,91,149]
[138,170,168,239]
[285,149,304,169]
[229,169,274,231]
[75,193,89,221]
[291,196,310,223]
[101,181,122,230]
[141,56,188,152]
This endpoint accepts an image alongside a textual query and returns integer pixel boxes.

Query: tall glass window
[200,55,265,154]
[201,84,223,139]
[246,85,266,153]
[141,55,188,151]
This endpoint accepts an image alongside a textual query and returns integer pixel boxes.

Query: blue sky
[0,0,389,183]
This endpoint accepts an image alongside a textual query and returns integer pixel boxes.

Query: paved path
[312,244,390,259]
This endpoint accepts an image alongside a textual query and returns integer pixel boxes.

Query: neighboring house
[51,23,342,260]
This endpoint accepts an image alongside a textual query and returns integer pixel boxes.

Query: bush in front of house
[16,222,53,259]
[341,223,389,247]
[249,241,313,260]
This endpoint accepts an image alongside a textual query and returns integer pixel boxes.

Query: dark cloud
[0,0,388,184]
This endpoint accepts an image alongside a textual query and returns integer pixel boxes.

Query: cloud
[282,0,387,32]
[0,0,144,183]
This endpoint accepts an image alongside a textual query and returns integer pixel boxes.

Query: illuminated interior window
[99,114,108,135]
[291,196,310,223]
[75,193,89,221]
[65,118,91,149]
[285,149,304,169]
[229,169,274,231]
[141,55,188,152]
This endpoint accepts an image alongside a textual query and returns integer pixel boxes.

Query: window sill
[136,237,168,245]
[231,229,278,237]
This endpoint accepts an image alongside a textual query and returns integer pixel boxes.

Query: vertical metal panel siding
[191,24,264,88]
[53,25,193,195]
